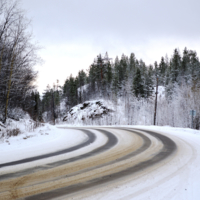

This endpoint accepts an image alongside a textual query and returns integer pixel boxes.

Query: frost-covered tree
[0,0,40,123]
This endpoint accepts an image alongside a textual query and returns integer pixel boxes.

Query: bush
[6,128,21,137]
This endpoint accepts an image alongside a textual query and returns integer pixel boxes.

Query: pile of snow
[0,118,43,142]
[63,100,114,123]
[0,108,45,141]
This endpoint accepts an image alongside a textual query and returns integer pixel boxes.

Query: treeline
[62,48,200,103]
[41,48,200,125]
[0,0,39,123]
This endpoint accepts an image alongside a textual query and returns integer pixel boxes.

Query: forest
[39,48,200,129]
[0,1,200,129]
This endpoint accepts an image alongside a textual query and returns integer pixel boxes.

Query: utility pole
[52,90,56,125]
[154,77,158,125]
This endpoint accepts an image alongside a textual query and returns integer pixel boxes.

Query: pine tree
[132,67,144,98]
[88,64,96,98]
[171,48,181,84]
[129,53,136,75]
[145,65,154,98]
[181,47,190,82]
[159,57,166,85]
[112,56,121,98]
[77,70,87,103]
[188,50,200,88]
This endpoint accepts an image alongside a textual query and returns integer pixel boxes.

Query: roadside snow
[78,125,200,200]
[0,126,108,175]
[1,124,200,200]
[0,124,88,164]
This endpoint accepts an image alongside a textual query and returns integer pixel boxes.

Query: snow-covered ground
[0,123,109,175]
[0,125,87,163]
[96,125,200,200]
[0,122,200,200]
[65,126,200,200]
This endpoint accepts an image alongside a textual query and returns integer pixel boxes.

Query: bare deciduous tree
[0,0,40,123]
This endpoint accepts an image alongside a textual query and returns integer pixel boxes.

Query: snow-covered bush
[0,108,44,139]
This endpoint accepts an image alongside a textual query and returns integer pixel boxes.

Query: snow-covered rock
[63,100,114,122]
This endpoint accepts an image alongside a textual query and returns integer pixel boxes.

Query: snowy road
[0,127,199,200]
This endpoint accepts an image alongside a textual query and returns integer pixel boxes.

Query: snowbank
[0,124,88,164]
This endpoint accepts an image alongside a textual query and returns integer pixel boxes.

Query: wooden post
[154,77,158,125]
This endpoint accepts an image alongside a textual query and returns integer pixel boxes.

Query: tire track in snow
[24,128,176,200]
[0,128,140,199]
[0,128,176,200]
[0,130,96,169]
[0,128,117,180]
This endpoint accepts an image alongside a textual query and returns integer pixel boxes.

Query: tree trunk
[3,50,16,124]
[0,42,5,75]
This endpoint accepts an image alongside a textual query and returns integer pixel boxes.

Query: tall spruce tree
[171,48,181,84]
[132,67,144,98]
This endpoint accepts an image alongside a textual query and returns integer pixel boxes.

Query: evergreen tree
[112,56,121,98]
[145,65,154,98]
[159,57,166,85]
[181,47,190,82]
[88,64,97,97]
[129,53,136,75]
[132,67,144,98]
[77,70,87,103]
[171,48,181,84]
[188,50,200,88]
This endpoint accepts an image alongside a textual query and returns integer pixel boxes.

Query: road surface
[0,127,195,200]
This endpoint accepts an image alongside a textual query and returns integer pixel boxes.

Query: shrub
[6,128,21,137]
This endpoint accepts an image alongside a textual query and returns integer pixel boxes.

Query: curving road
[0,127,186,200]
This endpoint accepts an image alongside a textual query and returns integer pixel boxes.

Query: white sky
[20,0,200,94]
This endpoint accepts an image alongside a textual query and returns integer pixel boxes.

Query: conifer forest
[0,1,200,129]
[31,49,200,129]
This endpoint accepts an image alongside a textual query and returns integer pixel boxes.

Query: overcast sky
[20,0,200,93]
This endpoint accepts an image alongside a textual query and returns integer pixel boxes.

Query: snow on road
[75,126,200,200]
[0,125,86,163]
[0,125,200,200]
[0,125,108,175]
